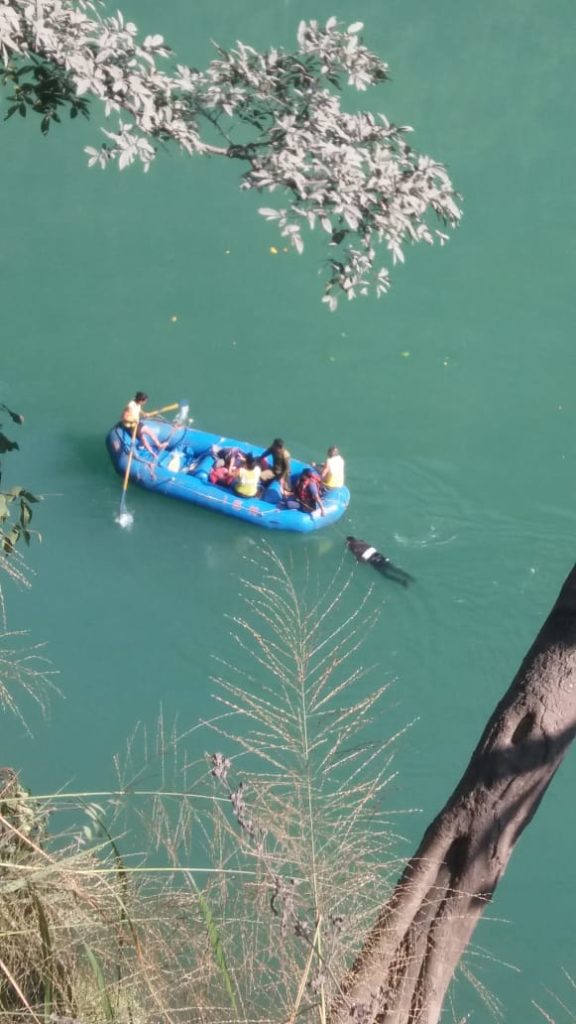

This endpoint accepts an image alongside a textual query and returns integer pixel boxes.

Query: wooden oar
[117,422,138,525]
[146,403,179,417]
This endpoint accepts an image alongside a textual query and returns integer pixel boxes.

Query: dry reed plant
[200,546,412,1023]
[534,970,576,1023]
[0,546,409,1024]
[0,633,58,733]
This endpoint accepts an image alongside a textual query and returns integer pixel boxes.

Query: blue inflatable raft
[106,421,350,532]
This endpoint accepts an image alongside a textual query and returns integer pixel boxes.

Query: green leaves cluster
[1,54,89,133]
[0,404,40,579]
[0,484,39,554]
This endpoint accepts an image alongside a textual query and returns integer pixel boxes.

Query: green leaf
[33,896,54,1020]
[0,433,19,454]
[0,432,18,452]
[188,873,238,1012]
[83,946,115,1022]
[3,525,19,552]
[0,403,24,425]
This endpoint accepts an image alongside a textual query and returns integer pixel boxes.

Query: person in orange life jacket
[209,463,232,486]
[317,446,345,489]
[233,453,262,498]
[260,438,291,494]
[295,468,325,515]
[120,391,165,457]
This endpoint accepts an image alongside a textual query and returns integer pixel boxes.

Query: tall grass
[534,971,576,1023]
[204,547,411,1022]
[0,546,407,1023]
[0,632,58,732]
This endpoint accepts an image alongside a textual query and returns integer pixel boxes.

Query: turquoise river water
[1,0,576,1018]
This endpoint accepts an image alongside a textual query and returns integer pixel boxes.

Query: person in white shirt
[319,446,345,489]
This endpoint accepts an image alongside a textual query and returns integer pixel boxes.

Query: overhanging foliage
[1,2,462,306]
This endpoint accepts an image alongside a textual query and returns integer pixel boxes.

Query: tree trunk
[330,563,576,1024]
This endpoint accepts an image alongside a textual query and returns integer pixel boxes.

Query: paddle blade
[173,401,189,426]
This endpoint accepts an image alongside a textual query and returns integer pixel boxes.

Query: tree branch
[1,6,461,307]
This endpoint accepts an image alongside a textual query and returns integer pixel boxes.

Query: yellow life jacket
[235,466,261,497]
[121,400,142,429]
[323,455,344,488]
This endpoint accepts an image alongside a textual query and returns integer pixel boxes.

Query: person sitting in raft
[220,447,246,473]
[294,468,325,515]
[233,453,261,498]
[209,461,231,486]
[119,391,165,457]
[209,447,246,486]
[260,438,291,495]
[316,446,345,489]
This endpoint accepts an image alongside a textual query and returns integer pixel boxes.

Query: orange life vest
[295,472,322,508]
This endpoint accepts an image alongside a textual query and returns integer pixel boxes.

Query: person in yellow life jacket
[119,391,165,456]
[121,391,148,430]
[319,446,345,489]
[233,453,261,498]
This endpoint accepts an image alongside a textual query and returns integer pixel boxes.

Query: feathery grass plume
[534,969,576,1022]
[0,544,34,593]
[442,939,523,1023]
[0,546,412,1023]
[0,631,58,733]
[204,543,414,1022]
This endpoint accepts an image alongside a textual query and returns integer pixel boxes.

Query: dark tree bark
[330,563,576,1024]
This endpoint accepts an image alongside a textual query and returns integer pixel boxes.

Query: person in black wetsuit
[346,537,414,587]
